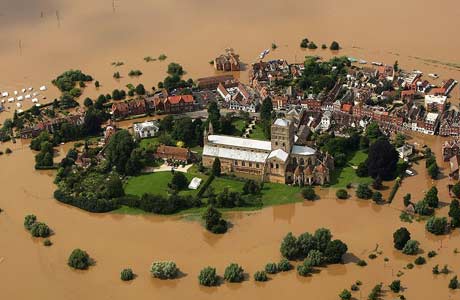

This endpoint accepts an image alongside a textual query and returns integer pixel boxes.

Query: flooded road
[1,140,460,299]
[1,0,460,122]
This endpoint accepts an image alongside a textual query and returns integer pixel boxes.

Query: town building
[217,82,258,112]
[202,118,333,185]
[153,95,195,114]
[442,139,460,161]
[424,95,447,112]
[155,145,192,163]
[196,75,236,90]
[214,50,241,72]
[133,121,159,139]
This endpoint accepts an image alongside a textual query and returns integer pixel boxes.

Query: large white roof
[203,145,268,163]
[292,145,316,156]
[268,149,289,162]
[207,135,271,151]
[274,118,290,127]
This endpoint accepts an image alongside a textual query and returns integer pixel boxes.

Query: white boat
[18,109,23,113]
[259,49,270,59]
[405,169,414,176]
[39,85,47,91]
[28,87,33,91]
[359,59,367,64]
[1,92,8,97]
[32,98,39,103]
[347,57,358,63]
[13,90,18,95]
[25,94,31,99]
[16,103,22,108]
[1,99,5,103]
[371,62,383,66]
[21,88,26,93]
[7,97,14,103]
[35,103,41,107]
[428,73,439,79]
[32,92,38,97]
[16,96,24,101]
[413,70,423,75]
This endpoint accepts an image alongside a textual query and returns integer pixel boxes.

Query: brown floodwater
[1,137,460,300]
[2,1,460,299]
[1,0,460,123]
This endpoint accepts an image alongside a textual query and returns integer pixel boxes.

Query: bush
[306,249,324,266]
[426,216,447,235]
[351,284,359,291]
[300,38,309,48]
[308,42,318,49]
[356,184,372,199]
[277,258,292,272]
[393,227,411,250]
[265,263,278,274]
[150,261,179,279]
[223,263,244,283]
[68,248,91,270]
[324,239,348,263]
[402,240,419,255]
[280,232,298,260]
[406,263,414,269]
[368,283,383,300]
[5,148,12,154]
[43,239,52,246]
[428,250,437,258]
[415,200,434,216]
[198,267,218,286]
[170,172,188,191]
[30,222,51,238]
[368,253,377,260]
[301,186,316,200]
[330,41,340,51]
[121,268,134,281]
[449,276,458,289]
[414,256,426,265]
[372,191,383,203]
[339,289,351,300]
[432,264,439,274]
[297,259,313,276]
[389,280,401,293]
[336,189,348,199]
[24,214,37,230]
[202,206,228,234]
[356,259,367,267]
[253,270,268,282]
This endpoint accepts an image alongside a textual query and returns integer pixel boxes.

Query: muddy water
[1,0,460,122]
[1,139,460,300]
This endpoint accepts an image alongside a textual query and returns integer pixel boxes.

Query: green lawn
[139,137,160,150]
[248,123,267,140]
[330,150,373,188]
[231,118,247,136]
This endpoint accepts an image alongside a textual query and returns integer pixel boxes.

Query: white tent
[188,177,202,190]
[28,87,33,91]
[1,92,8,97]
[39,86,47,91]
[25,94,31,99]
[16,96,24,101]
[13,91,18,95]
[7,97,14,102]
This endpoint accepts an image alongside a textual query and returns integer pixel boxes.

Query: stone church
[202,118,333,185]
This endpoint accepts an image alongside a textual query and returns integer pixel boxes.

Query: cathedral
[202,118,333,185]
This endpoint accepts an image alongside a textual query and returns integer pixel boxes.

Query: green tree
[300,38,309,48]
[280,232,298,259]
[449,199,460,227]
[297,232,317,258]
[120,268,134,281]
[297,259,313,276]
[207,102,221,133]
[30,222,51,238]
[403,193,411,207]
[324,239,348,263]
[135,84,146,95]
[264,263,278,274]
[427,163,439,179]
[253,270,268,282]
[314,228,332,252]
[426,216,447,235]
[389,280,401,293]
[339,289,352,300]
[356,184,372,199]
[415,200,434,216]
[330,41,340,51]
[393,227,411,250]
[24,214,37,230]
[223,263,244,283]
[150,261,179,279]
[306,249,324,266]
[106,130,136,174]
[212,158,221,177]
[198,267,218,286]
[277,258,292,271]
[83,97,93,107]
[365,122,383,139]
[452,183,460,198]
[336,189,348,199]
[425,186,439,208]
[68,248,91,270]
[301,186,316,200]
[170,172,188,191]
[402,240,419,255]
[372,191,383,203]
[449,276,458,289]
[202,206,227,234]
[167,63,184,76]
[394,133,406,147]
[367,138,398,180]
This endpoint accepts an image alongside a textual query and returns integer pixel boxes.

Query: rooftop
[203,145,268,163]
[268,149,289,162]
[207,135,272,151]
[292,145,316,156]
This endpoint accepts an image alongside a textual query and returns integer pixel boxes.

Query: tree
[415,200,434,216]
[297,232,317,258]
[372,176,383,190]
[336,189,348,199]
[105,130,136,174]
[260,97,273,139]
[24,214,37,230]
[265,263,278,274]
[120,268,134,281]
[253,270,268,282]
[68,248,91,270]
[393,227,411,250]
[202,206,227,234]
[150,261,179,279]
[297,259,313,276]
[365,122,383,139]
[223,263,244,283]
[277,258,292,271]
[427,163,439,179]
[449,199,460,227]
[243,180,261,195]
[330,41,340,51]
[372,191,383,203]
[403,193,411,207]
[394,133,406,147]
[452,183,460,198]
[170,172,188,191]
[389,280,401,293]
[207,102,221,133]
[324,239,348,263]
[30,222,51,237]
[95,81,100,88]
[449,276,458,289]
[339,289,352,300]
[314,228,332,252]
[135,84,146,95]
[402,240,419,255]
[212,158,221,177]
[356,162,368,177]
[367,138,398,180]
[425,186,439,208]
[167,63,184,76]
[393,60,399,72]
[356,184,372,199]
[198,267,218,286]
[308,42,317,49]
[83,97,93,107]
[302,186,316,200]
[306,249,324,266]
[280,232,298,259]
[426,216,447,235]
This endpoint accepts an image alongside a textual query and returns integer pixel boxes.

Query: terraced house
[202,118,333,185]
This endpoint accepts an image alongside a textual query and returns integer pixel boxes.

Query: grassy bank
[330,150,373,188]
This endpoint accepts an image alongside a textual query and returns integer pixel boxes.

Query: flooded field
[1,0,460,122]
[0,138,460,299]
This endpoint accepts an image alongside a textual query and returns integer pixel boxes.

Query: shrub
[301,186,316,200]
[297,259,313,276]
[324,239,348,263]
[368,253,377,260]
[202,206,227,234]
[414,256,426,265]
[68,248,91,270]
[393,227,411,250]
[368,283,383,300]
[306,249,324,266]
[432,264,439,274]
[297,232,316,258]
[449,276,458,289]
[402,240,419,255]
[150,261,179,279]
[441,265,449,274]
[30,222,51,238]
[321,44,327,49]
[170,172,188,191]
[403,193,411,207]
[121,268,134,281]
[330,41,340,51]
[300,38,309,48]
[336,189,348,199]
[308,42,318,49]
[253,270,268,282]
[406,263,414,269]
[198,267,218,286]
[265,263,278,274]
[427,250,437,258]
[223,263,244,283]
[5,148,12,154]
[356,184,372,199]
[426,216,447,235]
[389,280,401,293]
[339,289,351,300]
[351,284,359,291]
[277,258,292,272]
[24,214,37,230]
[43,239,52,246]
[372,191,383,203]
[415,200,434,216]
[356,259,367,267]
[280,232,298,259]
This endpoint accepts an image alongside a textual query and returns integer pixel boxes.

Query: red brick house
[163,95,195,113]
[155,144,192,162]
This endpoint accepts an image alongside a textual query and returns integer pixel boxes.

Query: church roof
[203,145,268,163]
[207,135,272,151]
[274,118,290,127]
[268,148,289,162]
[292,145,316,156]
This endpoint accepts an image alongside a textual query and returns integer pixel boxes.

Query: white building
[133,121,159,139]
[396,144,413,160]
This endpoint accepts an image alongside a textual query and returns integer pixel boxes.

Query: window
[282,142,285,147]
[234,160,238,166]
[242,161,246,166]
[276,164,279,169]
[256,163,259,168]
[249,162,252,167]
[275,141,278,146]
[270,163,274,168]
